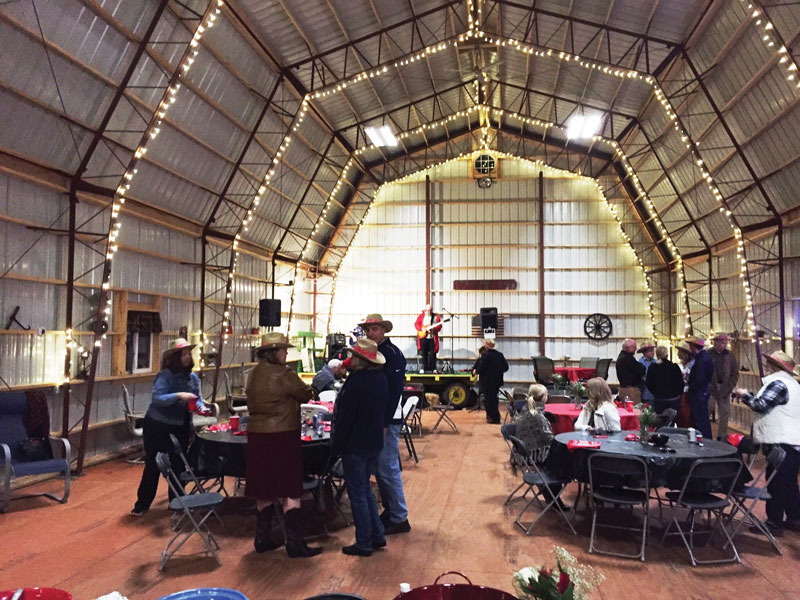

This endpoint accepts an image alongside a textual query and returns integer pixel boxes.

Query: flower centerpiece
[635,402,658,443]
[569,381,586,408]
[513,546,604,600]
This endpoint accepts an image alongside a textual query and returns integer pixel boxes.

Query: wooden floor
[3,410,800,600]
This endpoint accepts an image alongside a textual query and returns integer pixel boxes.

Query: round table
[547,430,742,489]
[195,428,331,478]
[545,403,640,434]
[554,367,596,382]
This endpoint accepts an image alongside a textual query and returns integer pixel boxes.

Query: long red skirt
[677,392,693,428]
[245,430,303,500]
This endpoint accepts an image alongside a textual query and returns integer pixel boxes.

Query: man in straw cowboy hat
[475,338,508,424]
[708,332,739,440]
[734,350,800,536]
[131,338,204,516]
[360,313,412,536]
[246,332,321,557]
[686,336,714,438]
[331,337,389,555]
[637,342,656,404]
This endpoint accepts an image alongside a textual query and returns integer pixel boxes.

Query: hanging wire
[0,205,70,282]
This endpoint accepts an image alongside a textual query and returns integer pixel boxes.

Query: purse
[16,437,52,461]
[313,473,336,517]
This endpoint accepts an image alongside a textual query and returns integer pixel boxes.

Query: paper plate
[157,589,248,600]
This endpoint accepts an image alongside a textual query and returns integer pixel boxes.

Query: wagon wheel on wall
[584,313,613,340]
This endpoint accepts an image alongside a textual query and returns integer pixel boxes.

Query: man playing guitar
[415,303,444,373]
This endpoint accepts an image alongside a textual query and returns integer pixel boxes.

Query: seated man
[311,359,345,396]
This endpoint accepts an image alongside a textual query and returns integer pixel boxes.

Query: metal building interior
[1,0,799,598]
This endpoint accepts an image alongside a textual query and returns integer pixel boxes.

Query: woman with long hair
[574,378,621,432]
[131,338,203,516]
[246,332,320,558]
[332,337,389,556]
[514,383,554,451]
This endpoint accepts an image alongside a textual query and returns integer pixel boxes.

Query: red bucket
[394,572,517,600]
[0,589,72,600]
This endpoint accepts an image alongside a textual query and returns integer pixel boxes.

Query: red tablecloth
[545,403,640,435]
[554,367,596,382]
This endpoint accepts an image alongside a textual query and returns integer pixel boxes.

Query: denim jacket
[146,368,203,426]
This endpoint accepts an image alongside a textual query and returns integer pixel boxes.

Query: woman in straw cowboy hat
[734,350,800,535]
[246,332,321,558]
[331,337,389,556]
[131,338,204,516]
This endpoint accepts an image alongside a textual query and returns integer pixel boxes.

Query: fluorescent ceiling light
[365,125,398,147]
[566,114,601,139]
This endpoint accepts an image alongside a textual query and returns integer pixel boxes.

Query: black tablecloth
[547,431,746,490]
[193,429,331,479]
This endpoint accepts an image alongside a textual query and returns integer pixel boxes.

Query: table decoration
[513,546,604,600]
[635,403,658,445]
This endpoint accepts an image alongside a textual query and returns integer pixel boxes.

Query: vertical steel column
[538,171,545,355]
[778,222,786,351]
[708,255,714,333]
[425,174,431,304]
[61,189,77,440]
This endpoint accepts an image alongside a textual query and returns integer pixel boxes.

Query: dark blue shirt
[379,337,407,425]
[688,349,714,396]
[147,368,202,426]
[331,368,387,456]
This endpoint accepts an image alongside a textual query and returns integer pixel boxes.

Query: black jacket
[616,351,645,387]
[379,337,407,426]
[331,368,387,456]
[477,348,509,386]
[645,359,684,399]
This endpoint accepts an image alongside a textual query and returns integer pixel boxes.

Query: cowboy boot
[254,504,281,553]
[284,508,323,558]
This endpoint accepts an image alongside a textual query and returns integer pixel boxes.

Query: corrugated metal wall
[330,157,653,385]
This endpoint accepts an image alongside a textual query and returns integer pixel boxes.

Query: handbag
[313,473,336,517]
[16,437,52,461]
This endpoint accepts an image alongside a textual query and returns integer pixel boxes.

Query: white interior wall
[330,157,653,385]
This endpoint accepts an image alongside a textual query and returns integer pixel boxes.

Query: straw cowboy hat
[637,342,655,353]
[765,350,797,375]
[676,341,693,355]
[686,336,705,348]
[712,332,730,341]
[350,337,385,365]
[162,338,196,361]
[258,331,293,351]
[358,313,393,333]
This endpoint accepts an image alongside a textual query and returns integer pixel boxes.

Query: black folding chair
[725,445,785,554]
[401,396,421,463]
[662,457,743,566]
[532,356,556,388]
[595,358,612,380]
[509,435,575,535]
[169,434,227,497]
[588,454,649,561]
[655,408,677,429]
[155,452,224,570]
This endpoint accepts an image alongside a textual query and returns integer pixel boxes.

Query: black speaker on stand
[326,333,347,361]
[480,307,498,334]
[258,299,281,327]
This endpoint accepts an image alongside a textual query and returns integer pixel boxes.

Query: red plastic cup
[696,432,703,444]
[625,400,634,412]
[187,397,197,412]
[230,415,240,432]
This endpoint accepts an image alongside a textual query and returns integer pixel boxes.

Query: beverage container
[696,432,703,444]
[230,415,240,432]
[312,413,319,432]
[187,397,197,412]
[301,422,308,436]
[399,583,411,594]
[687,427,697,443]
[625,396,633,412]
[317,421,324,437]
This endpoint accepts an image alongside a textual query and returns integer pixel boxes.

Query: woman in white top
[574,377,621,432]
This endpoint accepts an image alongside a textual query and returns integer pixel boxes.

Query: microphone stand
[440,308,457,375]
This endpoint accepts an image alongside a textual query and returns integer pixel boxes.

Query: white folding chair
[318,389,337,404]
[121,384,145,464]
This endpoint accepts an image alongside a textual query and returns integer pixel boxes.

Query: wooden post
[538,171,546,355]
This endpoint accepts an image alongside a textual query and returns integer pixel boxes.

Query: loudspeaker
[258,299,281,327]
[326,333,347,361]
[480,307,498,330]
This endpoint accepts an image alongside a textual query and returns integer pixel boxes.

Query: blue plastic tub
[157,589,248,600]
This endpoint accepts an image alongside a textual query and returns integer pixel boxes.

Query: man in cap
[734,351,800,536]
[616,339,645,404]
[415,303,442,373]
[637,342,656,405]
[311,358,345,396]
[360,313,411,535]
[708,333,739,440]
[686,336,714,438]
[475,338,509,424]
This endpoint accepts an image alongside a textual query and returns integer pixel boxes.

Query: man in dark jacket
[687,336,714,438]
[645,346,685,414]
[360,313,411,535]
[617,338,645,403]
[476,339,509,424]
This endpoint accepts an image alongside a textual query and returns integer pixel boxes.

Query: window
[126,332,152,373]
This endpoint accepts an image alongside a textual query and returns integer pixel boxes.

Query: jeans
[766,444,800,526]
[342,452,385,550]
[688,390,712,438]
[376,425,408,522]
[133,416,189,512]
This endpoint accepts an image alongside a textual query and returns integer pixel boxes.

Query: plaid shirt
[742,380,788,414]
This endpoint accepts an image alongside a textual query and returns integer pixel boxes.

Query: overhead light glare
[365,125,398,147]
[566,114,601,139]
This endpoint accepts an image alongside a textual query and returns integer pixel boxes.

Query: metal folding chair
[169,434,228,500]
[155,452,224,570]
[588,453,650,561]
[725,445,786,554]
[662,457,743,566]
[655,408,677,428]
[401,396,420,463]
[509,435,575,535]
[121,384,145,464]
